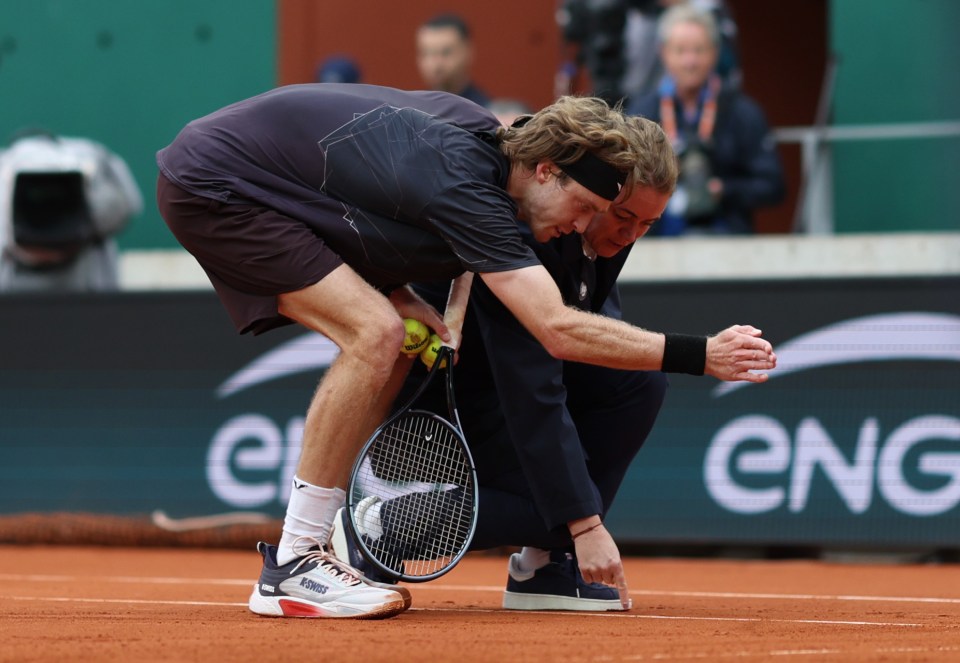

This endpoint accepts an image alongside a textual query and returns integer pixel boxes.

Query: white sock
[276,478,345,565]
[516,547,551,573]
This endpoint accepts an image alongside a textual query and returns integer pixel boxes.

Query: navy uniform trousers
[469,361,667,550]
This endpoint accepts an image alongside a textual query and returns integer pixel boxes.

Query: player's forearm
[482,267,775,381]
[536,307,668,371]
[541,314,779,381]
[482,266,669,371]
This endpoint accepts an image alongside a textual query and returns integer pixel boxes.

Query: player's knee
[351,312,405,372]
[376,315,406,355]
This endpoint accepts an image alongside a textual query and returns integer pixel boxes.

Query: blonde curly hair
[496,96,678,197]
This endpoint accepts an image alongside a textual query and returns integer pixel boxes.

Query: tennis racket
[346,273,478,582]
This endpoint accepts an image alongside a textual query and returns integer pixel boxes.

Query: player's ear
[535,160,557,184]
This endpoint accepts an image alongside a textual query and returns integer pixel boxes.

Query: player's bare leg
[248,264,410,619]
[278,264,409,490]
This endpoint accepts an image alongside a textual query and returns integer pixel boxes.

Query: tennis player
[156,83,776,619]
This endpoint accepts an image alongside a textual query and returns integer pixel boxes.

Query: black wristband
[661,333,707,375]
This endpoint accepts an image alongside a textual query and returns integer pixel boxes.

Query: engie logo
[704,312,960,517]
[206,333,339,509]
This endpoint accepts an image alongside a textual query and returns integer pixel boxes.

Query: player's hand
[705,325,777,383]
[388,285,451,343]
[571,521,631,609]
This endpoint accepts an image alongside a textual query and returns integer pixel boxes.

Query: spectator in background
[315,54,362,84]
[629,5,784,235]
[0,131,142,292]
[557,0,740,107]
[416,13,490,107]
[622,0,740,102]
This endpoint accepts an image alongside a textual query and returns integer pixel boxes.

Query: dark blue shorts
[156,174,343,334]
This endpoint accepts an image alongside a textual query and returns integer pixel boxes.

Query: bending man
[156,83,776,620]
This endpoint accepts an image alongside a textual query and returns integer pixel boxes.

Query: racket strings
[352,411,474,579]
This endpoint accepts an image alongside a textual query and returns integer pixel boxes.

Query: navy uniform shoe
[247,538,409,619]
[502,549,628,611]
[330,506,409,592]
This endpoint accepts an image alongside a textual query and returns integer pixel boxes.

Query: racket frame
[345,277,479,583]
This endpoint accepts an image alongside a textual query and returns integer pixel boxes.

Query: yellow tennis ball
[420,333,448,369]
[402,318,431,356]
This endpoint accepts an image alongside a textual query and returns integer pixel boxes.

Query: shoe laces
[289,536,363,586]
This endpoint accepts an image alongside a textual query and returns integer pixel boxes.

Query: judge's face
[582,185,671,258]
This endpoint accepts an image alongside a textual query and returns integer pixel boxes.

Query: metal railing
[773,121,960,234]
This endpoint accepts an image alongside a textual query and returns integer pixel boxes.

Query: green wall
[0,0,276,250]
[2,2,957,244]
[830,0,960,233]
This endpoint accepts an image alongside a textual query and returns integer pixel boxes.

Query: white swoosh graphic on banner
[217,332,340,399]
[713,311,960,398]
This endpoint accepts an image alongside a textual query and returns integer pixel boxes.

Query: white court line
[409,606,924,627]
[0,596,925,627]
[3,574,960,606]
[631,589,960,606]
[425,584,960,605]
[613,645,960,661]
[4,595,247,607]
[617,650,844,661]
[0,573,251,586]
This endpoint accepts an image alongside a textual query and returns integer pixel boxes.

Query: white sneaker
[248,540,408,619]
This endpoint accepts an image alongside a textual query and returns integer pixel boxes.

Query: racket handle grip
[443,272,474,350]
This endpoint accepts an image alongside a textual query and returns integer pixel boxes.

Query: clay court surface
[2,545,958,662]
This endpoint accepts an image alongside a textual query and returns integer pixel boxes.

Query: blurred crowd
[1,1,785,294]
[319,3,785,238]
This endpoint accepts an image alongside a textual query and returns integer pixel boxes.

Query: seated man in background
[335,123,776,610]
[416,13,490,107]
[629,4,784,235]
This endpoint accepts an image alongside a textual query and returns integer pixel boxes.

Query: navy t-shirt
[157,83,540,286]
